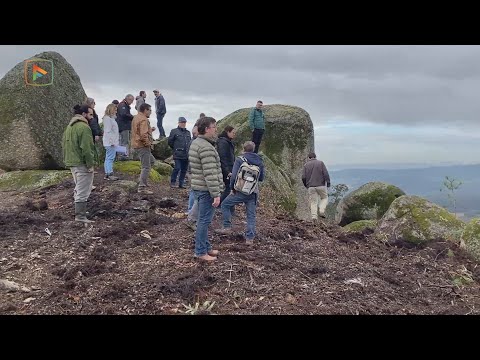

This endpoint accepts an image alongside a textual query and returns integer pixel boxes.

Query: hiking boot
[91,185,97,191]
[74,202,94,223]
[195,254,217,262]
[178,185,187,189]
[185,220,197,231]
[214,228,233,235]
[319,213,326,219]
[104,174,119,181]
[138,188,154,195]
[245,238,254,245]
[208,249,219,256]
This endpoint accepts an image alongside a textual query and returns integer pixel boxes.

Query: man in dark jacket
[168,117,192,188]
[153,89,166,138]
[301,152,331,220]
[116,94,135,159]
[216,125,236,204]
[215,141,265,245]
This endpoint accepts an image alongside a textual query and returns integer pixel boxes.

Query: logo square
[24,58,54,86]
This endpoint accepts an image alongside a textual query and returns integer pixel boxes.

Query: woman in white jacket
[102,103,120,180]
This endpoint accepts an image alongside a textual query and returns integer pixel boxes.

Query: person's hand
[227,172,232,179]
[212,197,220,207]
[95,136,100,142]
[87,167,94,173]
[151,127,156,132]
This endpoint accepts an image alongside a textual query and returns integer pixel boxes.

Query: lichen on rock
[0,170,72,192]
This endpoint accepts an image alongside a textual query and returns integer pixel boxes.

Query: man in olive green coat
[62,104,96,223]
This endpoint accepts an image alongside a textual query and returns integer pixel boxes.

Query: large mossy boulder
[375,195,465,245]
[113,161,163,183]
[0,51,87,170]
[217,104,314,218]
[152,138,173,160]
[335,182,405,226]
[0,170,71,192]
[461,218,480,262]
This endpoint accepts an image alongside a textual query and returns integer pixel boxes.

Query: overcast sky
[1,45,479,169]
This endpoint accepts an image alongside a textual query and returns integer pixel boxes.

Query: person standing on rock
[102,103,120,181]
[215,141,265,245]
[131,103,156,194]
[135,91,146,111]
[168,117,192,189]
[153,89,166,138]
[188,116,223,261]
[248,100,265,154]
[62,105,96,223]
[116,94,135,160]
[301,152,331,221]
[217,125,237,204]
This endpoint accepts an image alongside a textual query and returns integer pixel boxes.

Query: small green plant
[440,176,462,215]
[451,266,474,287]
[183,300,216,315]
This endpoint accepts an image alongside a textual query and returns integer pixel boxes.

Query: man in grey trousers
[301,152,331,220]
[131,103,156,194]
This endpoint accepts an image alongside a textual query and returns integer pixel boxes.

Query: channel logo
[24,58,54,86]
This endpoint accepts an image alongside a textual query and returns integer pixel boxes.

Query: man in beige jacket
[131,103,156,194]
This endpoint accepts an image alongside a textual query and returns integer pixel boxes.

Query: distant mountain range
[330,163,480,221]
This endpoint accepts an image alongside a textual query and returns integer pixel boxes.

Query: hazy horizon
[2,45,480,167]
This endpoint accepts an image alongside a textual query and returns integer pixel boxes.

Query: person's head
[197,117,217,139]
[139,90,146,98]
[112,100,119,105]
[220,125,236,140]
[178,117,187,128]
[125,94,134,105]
[243,141,256,153]
[199,113,206,118]
[192,125,199,138]
[153,89,160,97]
[85,97,95,109]
[139,103,152,117]
[73,104,93,121]
[104,103,118,118]
[256,100,263,109]
[308,152,316,159]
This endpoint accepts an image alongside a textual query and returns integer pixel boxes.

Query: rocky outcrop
[0,170,71,192]
[335,182,405,226]
[113,161,163,183]
[343,220,377,233]
[0,51,88,170]
[217,105,314,218]
[152,138,173,160]
[375,195,465,245]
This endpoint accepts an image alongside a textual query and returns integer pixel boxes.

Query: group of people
[61,93,331,262]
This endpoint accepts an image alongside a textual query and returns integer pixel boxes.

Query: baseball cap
[178,117,187,123]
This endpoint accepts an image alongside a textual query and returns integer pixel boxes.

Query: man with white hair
[116,94,135,160]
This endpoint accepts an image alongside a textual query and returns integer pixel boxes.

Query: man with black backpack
[215,141,265,245]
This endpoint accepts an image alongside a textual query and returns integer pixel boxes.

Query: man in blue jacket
[248,100,265,154]
[168,117,192,188]
[215,141,265,245]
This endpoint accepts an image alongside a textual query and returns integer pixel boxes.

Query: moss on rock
[335,182,405,226]
[153,160,173,176]
[151,138,173,160]
[113,161,163,183]
[375,195,465,245]
[115,180,138,193]
[461,218,480,262]
[343,220,377,233]
[0,170,71,192]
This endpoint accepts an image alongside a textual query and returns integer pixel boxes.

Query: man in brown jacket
[301,152,331,220]
[131,103,156,194]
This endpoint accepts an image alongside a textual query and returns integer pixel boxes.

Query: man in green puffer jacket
[188,116,224,262]
[62,105,96,223]
[248,100,265,153]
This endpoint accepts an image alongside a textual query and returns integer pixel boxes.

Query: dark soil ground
[1,169,480,315]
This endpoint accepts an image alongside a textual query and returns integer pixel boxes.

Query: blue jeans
[156,113,166,137]
[194,190,215,256]
[171,159,189,187]
[188,188,195,212]
[221,192,257,240]
[104,146,116,175]
[220,179,231,204]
